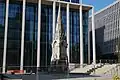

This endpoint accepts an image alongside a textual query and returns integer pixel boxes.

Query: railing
[94,59,117,64]
[99,59,117,64]
[104,64,120,76]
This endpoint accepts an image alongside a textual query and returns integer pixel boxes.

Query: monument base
[50,59,68,73]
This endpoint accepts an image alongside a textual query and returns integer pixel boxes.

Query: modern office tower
[0,0,94,73]
[89,0,120,61]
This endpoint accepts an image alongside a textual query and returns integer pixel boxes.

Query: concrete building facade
[89,0,120,62]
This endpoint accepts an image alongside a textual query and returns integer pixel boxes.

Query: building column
[67,3,70,63]
[92,7,96,64]
[52,1,56,40]
[79,1,83,67]
[2,0,9,73]
[37,0,41,70]
[20,0,26,70]
[88,29,91,64]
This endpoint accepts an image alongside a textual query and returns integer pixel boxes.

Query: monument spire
[51,3,61,61]
[50,3,68,73]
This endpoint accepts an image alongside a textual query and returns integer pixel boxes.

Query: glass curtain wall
[0,0,89,70]
[70,9,89,63]
[40,5,53,70]
[6,0,22,69]
[0,0,5,67]
[5,0,38,70]
[24,3,38,71]
[70,9,80,63]
[83,11,89,63]
[71,0,79,3]
[65,0,79,3]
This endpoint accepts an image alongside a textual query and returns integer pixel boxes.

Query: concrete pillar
[52,1,56,40]
[67,3,70,63]
[79,0,83,67]
[88,29,91,64]
[2,0,9,73]
[20,0,26,71]
[92,7,96,64]
[37,0,41,69]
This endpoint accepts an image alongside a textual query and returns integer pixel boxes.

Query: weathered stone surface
[50,3,68,73]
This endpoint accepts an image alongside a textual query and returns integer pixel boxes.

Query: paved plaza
[1,72,120,80]
[38,73,115,80]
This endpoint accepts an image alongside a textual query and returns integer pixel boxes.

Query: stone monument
[50,3,68,73]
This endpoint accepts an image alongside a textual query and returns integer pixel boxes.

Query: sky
[82,0,115,12]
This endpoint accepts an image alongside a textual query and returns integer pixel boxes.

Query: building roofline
[89,0,119,18]
[46,0,93,9]
[18,0,92,10]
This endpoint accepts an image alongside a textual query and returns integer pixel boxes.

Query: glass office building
[0,0,93,72]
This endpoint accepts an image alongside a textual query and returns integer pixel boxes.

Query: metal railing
[104,64,120,76]
[90,59,118,64]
